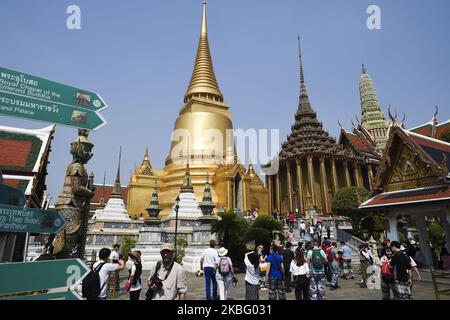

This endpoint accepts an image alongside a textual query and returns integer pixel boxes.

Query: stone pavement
[112,269,450,300]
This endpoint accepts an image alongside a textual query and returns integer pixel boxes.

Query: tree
[211,210,249,270]
[246,215,283,255]
[331,186,370,232]
[439,130,450,143]
[120,236,137,261]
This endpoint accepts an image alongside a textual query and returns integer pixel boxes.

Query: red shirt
[289,214,295,222]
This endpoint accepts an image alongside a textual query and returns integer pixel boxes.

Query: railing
[431,268,450,300]
[336,227,366,250]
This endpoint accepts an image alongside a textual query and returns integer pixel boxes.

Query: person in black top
[389,241,412,300]
[127,251,142,300]
[281,242,295,293]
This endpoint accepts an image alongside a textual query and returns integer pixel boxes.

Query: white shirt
[300,223,306,230]
[109,251,119,261]
[290,261,310,276]
[244,256,260,285]
[92,261,120,298]
[201,248,219,268]
[130,264,141,291]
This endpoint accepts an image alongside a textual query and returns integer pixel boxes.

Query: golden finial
[388,105,398,126]
[184,0,223,103]
[401,112,406,129]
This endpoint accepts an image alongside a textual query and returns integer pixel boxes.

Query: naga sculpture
[42,129,95,259]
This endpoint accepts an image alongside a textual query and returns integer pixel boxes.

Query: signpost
[0,66,107,130]
[0,258,89,296]
[0,204,66,234]
[0,183,26,206]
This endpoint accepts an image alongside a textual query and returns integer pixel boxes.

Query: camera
[150,275,163,290]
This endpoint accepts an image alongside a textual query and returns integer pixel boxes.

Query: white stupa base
[182,246,212,273]
[168,192,202,218]
[96,198,131,222]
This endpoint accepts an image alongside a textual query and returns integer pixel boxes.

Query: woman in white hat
[214,247,235,300]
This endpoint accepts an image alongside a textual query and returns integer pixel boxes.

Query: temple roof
[360,184,450,209]
[0,124,54,196]
[134,146,154,176]
[406,130,450,172]
[278,39,359,161]
[184,0,223,103]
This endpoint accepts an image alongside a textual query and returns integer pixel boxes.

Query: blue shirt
[342,245,352,260]
[267,253,283,279]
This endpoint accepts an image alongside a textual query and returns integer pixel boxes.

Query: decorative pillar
[415,214,434,267]
[276,172,281,214]
[267,175,273,214]
[227,180,232,209]
[355,164,364,188]
[344,161,352,187]
[286,161,293,212]
[331,158,339,194]
[367,165,374,192]
[320,158,330,213]
[296,159,304,214]
[386,213,399,242]
[307,156,316,208]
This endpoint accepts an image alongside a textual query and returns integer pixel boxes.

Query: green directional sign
[1,290,82,300]
[0,259,89,296]
[0,183,26,206]
[0,204,66,234]
[0,66,107,131]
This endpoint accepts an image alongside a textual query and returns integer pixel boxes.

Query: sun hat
[128,251,140,260]
[218,247,228,257]
[160,243,174,252]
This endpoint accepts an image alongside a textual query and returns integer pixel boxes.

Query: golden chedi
[127,1,268,218]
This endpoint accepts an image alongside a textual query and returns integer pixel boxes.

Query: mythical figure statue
[42,129,95,259]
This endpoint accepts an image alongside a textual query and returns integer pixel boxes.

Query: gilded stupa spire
[359,64,389,150]
[111,147,123,199]
[184,0,223,103]
[297,35,313,113]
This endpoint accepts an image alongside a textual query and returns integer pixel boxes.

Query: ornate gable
[375,125,444,192]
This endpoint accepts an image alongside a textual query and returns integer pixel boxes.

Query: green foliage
[212,210,249,270]
[439,130,450,143]
[331,186,370,231]
[120,236,137,261]
[247,215,283,254]
[428,223,445,246]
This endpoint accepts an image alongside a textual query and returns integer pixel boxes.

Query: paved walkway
[112,269,449,300]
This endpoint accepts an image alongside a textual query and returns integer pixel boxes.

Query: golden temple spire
[297,35,313,113]
[184,0,223,103]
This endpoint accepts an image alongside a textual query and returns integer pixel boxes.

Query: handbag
[124,281,131,292]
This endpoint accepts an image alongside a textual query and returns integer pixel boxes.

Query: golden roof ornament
[184,0,223,103]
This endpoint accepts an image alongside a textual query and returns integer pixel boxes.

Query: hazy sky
[1,0,449,204]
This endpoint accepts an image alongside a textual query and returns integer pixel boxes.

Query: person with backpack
[214,247,234,300]
[281,242,295,293]
[265,243,286,300]
[380,247,395,300]
[290,251,310,300]
[327,242,340,290]
[126,251,142,300]
[307,240,327,300]
[83,247,125,300]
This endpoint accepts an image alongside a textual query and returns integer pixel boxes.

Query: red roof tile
[91,185,128,204]
[3,179,20,189]
[0,140,32,168]
[361,186,450,208]
[346,132,371,153]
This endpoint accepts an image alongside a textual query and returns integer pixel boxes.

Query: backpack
[381,260,394,283]
[311,249,325,271]
[219,257,231,277]
[82,262,106,300]
[326,248,334,263]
